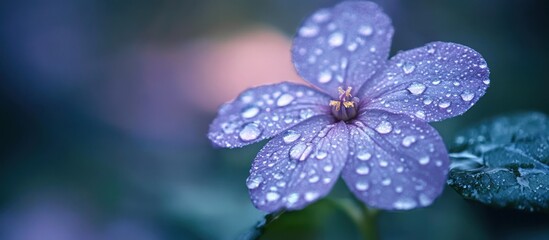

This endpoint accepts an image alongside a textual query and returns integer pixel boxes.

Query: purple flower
[208,1,490,212]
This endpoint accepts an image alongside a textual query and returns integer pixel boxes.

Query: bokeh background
[1,0,548,239]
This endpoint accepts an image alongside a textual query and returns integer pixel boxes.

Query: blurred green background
[1,0,548,239]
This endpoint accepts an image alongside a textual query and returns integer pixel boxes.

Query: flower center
[329,86,359,121]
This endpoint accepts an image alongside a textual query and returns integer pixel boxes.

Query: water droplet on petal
[438,101,451,109]
[289,142,313,161]
[273,172,284,180]
[283,130,301,144]
[312,10,331,23]
[375,121,393,134]
[356,166,370,175]
[419,156,430,165]
[479,63,487,69]
[318,70,332,83]
[460,92,475,102]
[402,62,416,74]
[239,123,262,141]
[241,106,260,118]
[382,178,392,186]
[316,151,328,160]
[355,181,369,191]
[379,160,388,167]
[407,83,426,95]
[393,198,417,209]
[276,93,295,107]
[308,175,320,183]
[401,136,417,147]
[423,99,433,105]
[483,79,490,85]
[347,42,358,52]
[431,80,441,85]
[299,25,319,37]
[246,176,263,189]
[328,32,344,47]
[419,193,433,206]
[286,193,299,204]
[358,25,373,36]
[323,165,333,172]
[266,192,280,202]
[395,186,403,193]
[357,151,371,161]
[415,111,426,119]
[304,192,319,202]
[427,45,436,54]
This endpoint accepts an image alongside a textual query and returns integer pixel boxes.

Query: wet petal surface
[247,116,348,212]
[209,82,331,148]
[361,42,490,122]
[292,1,394,97]
[342,110,449,210]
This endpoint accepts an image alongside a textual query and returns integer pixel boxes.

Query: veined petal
[342,110,449,210]
[292,1,394,97]
[360,42,490,122]
[208,82,331,148]
[247,116,348,212]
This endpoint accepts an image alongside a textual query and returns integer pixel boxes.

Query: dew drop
[289,142,313,161]
[312,10,331,23]
[286,193,299,204]
[401,136,417,147]
[396,166,404,173]
[427,45,436,54]
[357,151,372,161]
[395,186,403,193]
[375,121,393,134]
[356,166,370,175]
[328,32,344,47]
[415,111,426,119]
[419,193,433,206]
[318,70,333,83]
[239,123,262,141]
[382,178,392,186]
[276,93,295,107]
[355,181,369,191]
[379,160,388,167]
[419,156,430,165]
[308,175,320,183]
[246,176,263,189]
[402,62,416,74]
[438,101,451,109]
[407,83,426,95]
[393,198,417,209]
[241,106,260,118]
[273,172,284,180]
[460,92,475,102]
[347,42,358,52]
[323,165,333,172]
[423,99,433,105]
[304,192,319,202]
[431,80,441,85]
[483,79,490,85]
[266,192,280,202]
[316,151,328,160]
[299,25,319,37]
[283,130,301,144]
[479,63,487,69]
[358,25,373,36]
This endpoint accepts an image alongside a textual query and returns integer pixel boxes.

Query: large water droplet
[283,130,301,144]
[407,83,426,95]
[241,106,260,118]
[375,121,393,134]
[299,25,319,37]
[460,92,475,102]
[358,25,373,36]
[393,198,417,209]
[266,192,280,202]
[438,101,451,109]
[328,32,344,47]
[246,176,263,189]
[316,151,328,160]
[304,192,319,202]
[402,63,416,74]
[355,181,369,191]
[401,136,417,147]
[356,166,370,175]
[276,93,295,107]
[239,123,262,141]
[357,151,372,161]
[419,156,430,165]
[318,70,332,83]
[286,193,299,204]
[289,142,313,161]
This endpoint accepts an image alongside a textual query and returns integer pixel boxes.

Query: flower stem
[331,198,379,240]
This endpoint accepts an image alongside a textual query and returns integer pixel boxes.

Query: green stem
[331,198,379,240]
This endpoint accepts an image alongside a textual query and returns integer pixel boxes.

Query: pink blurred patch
[182,26,304,111]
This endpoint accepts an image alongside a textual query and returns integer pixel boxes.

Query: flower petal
[361,42,490,122]
[292,1,394,97]
[342,110,449,210]
[209,82,331,148]
[247,116,348,212]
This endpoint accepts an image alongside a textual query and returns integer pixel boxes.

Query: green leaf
[447,112,549,211]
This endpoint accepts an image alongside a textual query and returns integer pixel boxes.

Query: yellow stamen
[345,87,352,97]
[338,87,345,95]
[343,101,354,108]
[329,100,341,111]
